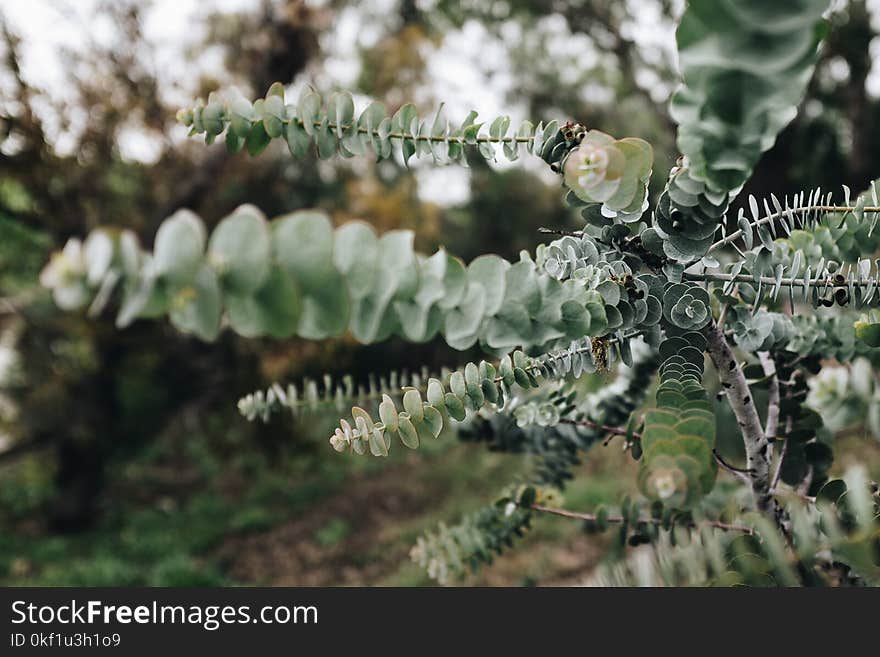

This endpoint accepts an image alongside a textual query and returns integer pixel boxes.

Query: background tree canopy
[1,0,879,586]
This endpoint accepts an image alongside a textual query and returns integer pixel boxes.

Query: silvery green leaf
[168,263,222,341]
[153,209,206,285]
[297,90,322,136]
[329,91,354,138]
[208,205,271,294]
[286,117,310,157]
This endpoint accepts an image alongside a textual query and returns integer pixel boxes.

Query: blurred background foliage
[0,0,879,585]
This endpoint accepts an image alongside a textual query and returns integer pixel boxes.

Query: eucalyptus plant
[41,0,879,586]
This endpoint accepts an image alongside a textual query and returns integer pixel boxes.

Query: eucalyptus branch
[238,372,433,422]
[288,117,536,146]
[759,352,780,443]
[702,320,776,516]
[537,227,583,237]
[529,504,754,535]
[683,271,878,288]
[713,449,753,486]
[796,466,814,497]
[178,85,557,167]
[769,418,791,494]
[557,417,640,440]
[708,204,880,254]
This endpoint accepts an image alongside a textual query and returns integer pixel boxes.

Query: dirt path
[215,460,607,586]
[216,465,441,585]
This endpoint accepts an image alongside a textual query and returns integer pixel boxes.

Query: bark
[702,322,785,527]
[758,351,780,444]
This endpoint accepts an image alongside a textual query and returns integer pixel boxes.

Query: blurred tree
[733,0,880,222]
[0,0,328,530]
[202,0,324,96]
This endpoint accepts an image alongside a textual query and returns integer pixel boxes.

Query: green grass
[0,423,350,585]
[0,421,632,586]
[4,404,875,587]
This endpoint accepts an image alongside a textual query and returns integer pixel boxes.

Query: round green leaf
[225,265,301,338]
[208,205,271,294]
[154,209,207,285]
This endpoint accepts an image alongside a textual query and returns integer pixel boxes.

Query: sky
[4,0,880,205]
[2,0,255,84]
[0,0,526,204]
[5,0,880,113]
[0,0,521,130]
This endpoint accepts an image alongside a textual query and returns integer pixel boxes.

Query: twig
[713,449,752,486]
[759,352,780,446]
[537,227,583,237]
[716,302,730,328]
[769,397,793,493]
[712,449,752,473]
[557,417,640,441]
[529,504,754,535]
[684,271,879,288]
[770,436,789,494]
[278,116,537,146]
[796,465,814,497]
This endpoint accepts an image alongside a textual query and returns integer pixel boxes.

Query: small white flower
[40,239,85,289]
[40,239,91,310]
